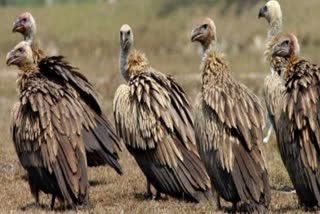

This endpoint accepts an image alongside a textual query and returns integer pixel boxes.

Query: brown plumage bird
[191,18,271,212]
[12,12,45,63]
[6,41,89,209]
[270,33,320,209]
[259,0,286,143]
[12,12,123,170]
[113,24,212,202]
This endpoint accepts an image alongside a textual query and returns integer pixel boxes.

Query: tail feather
[82,119,123,174]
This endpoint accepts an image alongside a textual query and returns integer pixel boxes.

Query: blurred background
[0,0,319,213]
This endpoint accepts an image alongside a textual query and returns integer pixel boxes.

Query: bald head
[191,17,217,50]
[6,41,35,69]
[12,12,36,41]
[271,33,300,58]
[258,0,282,24]
[120,24,134,51]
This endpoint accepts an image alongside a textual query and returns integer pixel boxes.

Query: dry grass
[0,0,319,213]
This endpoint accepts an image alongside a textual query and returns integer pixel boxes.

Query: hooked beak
[121,34,130,50]
[123,39,129,49]
[258,7,265,19]
[12,20,24,33]
[191,27,201,42]
[271,45,282,57]
[6,51,17,66]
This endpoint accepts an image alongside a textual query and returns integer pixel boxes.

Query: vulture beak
[123,39,129,50]
[271,45,282,57]
[191,27,201,42]
[121,34,129,49]
[12,20,24,33]
[6,51,17,66]
[258,7,265,19]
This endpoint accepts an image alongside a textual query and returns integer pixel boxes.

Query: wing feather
[39,56,122,171]
[11,77,88,202]
[114,68,211,201]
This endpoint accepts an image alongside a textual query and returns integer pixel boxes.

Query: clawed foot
[302,205,320,212]
[143,191,154,199]
[154,192,168,201]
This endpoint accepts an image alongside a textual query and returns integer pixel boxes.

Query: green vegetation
[0,0,319,213]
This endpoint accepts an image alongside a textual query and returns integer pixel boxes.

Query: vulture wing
[38,56,122,173]
[114,68,211,201]
[195,52,270,205]
[11,75,88,205]
[278,59,320,204]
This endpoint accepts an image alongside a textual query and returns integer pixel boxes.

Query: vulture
[258,0,286,144]
[12,12,123,170]
[270,33,320,209]
[6,41,89,209]
[191,18,271,212]
[12,12,45,62]
[113,24,212,202]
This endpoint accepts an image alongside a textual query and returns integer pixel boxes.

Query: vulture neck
[268,18,282,39]
[119,46,130,82]
[201,40,215,58]
[24,29,36,43]
[17,65,39,92]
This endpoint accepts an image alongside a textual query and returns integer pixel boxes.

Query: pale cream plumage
[259,0,286,143]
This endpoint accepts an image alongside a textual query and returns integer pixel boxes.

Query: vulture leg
[232,203,237,212]
[155,191,161,200]
[144,179,153,199]
[155,190,168,200]
[29,181,40,207]
[50,195,56,210]
[212,182,221,209]
[59,199,66,210]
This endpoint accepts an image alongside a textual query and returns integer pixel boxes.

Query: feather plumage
[195,50,271,209]
[277,57,320,208]
[12,70,89,208]
[9,41,122,208]
[114,49,212,202]
[38,56,122,171]
[192,18,270,212]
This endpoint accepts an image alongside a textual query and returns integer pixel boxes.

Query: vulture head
[6,41,35,69]
[272,33,300,58]
[120,24,134,51]
[258,0,282,24]
[12,12,36,40]
[191,17,216,50]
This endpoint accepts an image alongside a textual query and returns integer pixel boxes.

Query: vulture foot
[143,179,154,199]
[154,191,168,201]
[143,191,154,199]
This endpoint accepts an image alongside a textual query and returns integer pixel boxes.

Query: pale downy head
[120,24,134,51]
[271,33,300,58]
[12,12,36,41]
[258,0,282,24]
[6,41,35,68]
[191,17,217,51]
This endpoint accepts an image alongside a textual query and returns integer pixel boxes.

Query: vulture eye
[21,18,27,22]
[282,40,290,46]
[127,31,131,36]
[263,5,268,12]
[120,31,123,36]
[17,48,24,53]
[203,24,208,30]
